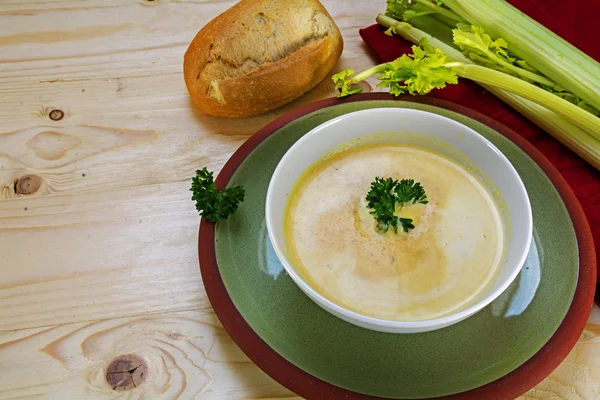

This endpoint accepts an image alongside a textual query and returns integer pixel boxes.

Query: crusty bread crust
[183,0,343,117]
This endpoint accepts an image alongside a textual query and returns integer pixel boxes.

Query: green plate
[213,100,578,398]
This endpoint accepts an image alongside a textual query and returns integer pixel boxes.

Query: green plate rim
[199,94,596,400]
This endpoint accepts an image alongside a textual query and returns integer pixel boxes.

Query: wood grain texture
[0,309,300,399]
[0,0,596,398]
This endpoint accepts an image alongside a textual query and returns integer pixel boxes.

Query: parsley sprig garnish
[190,167,245,223]
[366,177,428,233]
[366,177,399,233]
[394,178,428,205]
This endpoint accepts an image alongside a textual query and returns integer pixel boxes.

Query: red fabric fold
[358,0,599,282]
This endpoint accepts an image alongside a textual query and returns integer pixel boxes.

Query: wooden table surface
[1,1,598,399]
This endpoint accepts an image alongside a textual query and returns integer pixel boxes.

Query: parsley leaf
[366,177,400,233]
[399,217,416,233]
[395,179,429,205]
[365,177,428,233]
[190,167,245,223]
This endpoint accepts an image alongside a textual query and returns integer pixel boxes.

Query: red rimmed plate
[199,94,596,399]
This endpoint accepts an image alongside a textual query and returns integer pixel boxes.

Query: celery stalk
[378,14,463,57]
[448,63,600,139]
[502,94,600,170]
[363,17,600,138]
[410,0,464,22]
[406,15,457,46]
[375,14,600,169]
[441,0,600,110]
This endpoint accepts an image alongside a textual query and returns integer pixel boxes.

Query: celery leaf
[453,26,515,65]
[332,69,363,97]
[377,45,458,95]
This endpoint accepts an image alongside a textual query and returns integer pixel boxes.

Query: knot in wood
[106,354,147,391]
[49,109,64,121]
[15,175,42,195]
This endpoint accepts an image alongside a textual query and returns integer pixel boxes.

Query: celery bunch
[333,0,600,170]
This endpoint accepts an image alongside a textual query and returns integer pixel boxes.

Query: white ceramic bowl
[265,108,532,333]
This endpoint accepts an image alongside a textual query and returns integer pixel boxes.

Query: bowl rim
[265,107,533,330]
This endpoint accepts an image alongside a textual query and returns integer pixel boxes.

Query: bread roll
[183,0,343,118]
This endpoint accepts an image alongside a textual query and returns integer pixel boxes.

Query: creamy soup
[284,144,504,321]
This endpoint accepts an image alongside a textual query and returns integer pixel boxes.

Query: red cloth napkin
[359,0,600,284]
